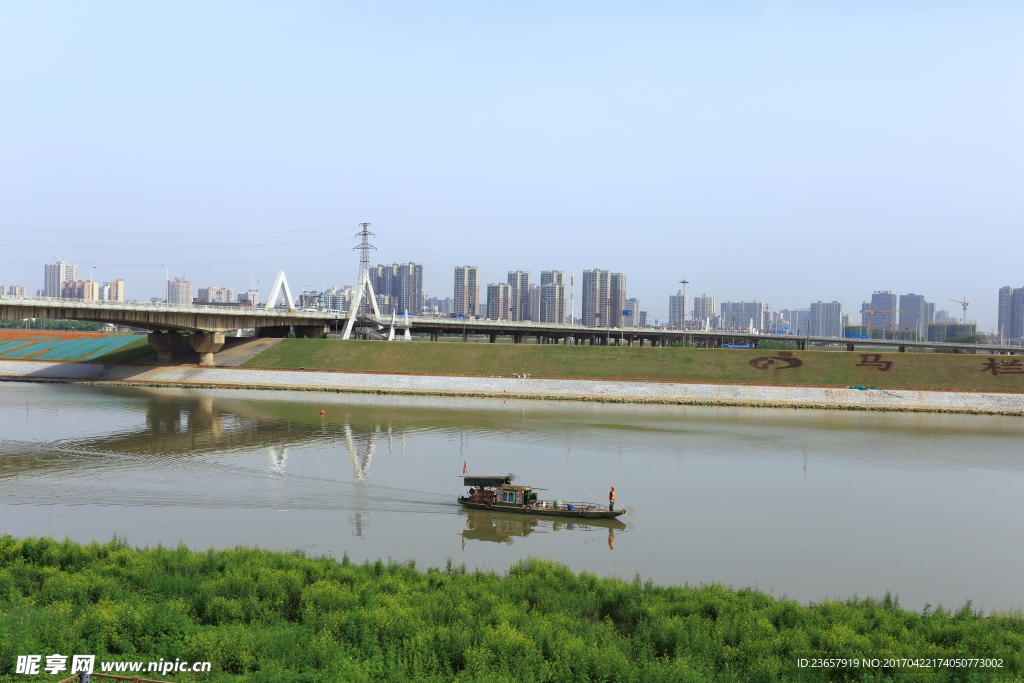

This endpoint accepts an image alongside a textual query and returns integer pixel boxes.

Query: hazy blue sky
[1,2,1021,327]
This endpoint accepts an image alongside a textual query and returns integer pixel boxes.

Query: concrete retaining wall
[1,360,1022,414]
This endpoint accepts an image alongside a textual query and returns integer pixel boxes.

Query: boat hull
[458,498,625,519]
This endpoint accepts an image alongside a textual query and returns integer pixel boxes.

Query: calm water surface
[1,382,1022,611]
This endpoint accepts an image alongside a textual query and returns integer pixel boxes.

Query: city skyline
[2,256,1007,339]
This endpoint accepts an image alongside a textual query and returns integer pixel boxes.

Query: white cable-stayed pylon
[264,270,297,311]
[342,223,382,339]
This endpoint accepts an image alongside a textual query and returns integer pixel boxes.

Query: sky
[1,1,1021,328]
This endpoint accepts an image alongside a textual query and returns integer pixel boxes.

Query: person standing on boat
[609,486,616,511]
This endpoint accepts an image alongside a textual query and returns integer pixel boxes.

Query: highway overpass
[1,295,1019,365]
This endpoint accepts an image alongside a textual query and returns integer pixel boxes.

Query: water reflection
[459,509,627,547]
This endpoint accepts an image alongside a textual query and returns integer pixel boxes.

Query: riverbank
[1,359,1023,414]
[243,339,1024,393]
[1,536,1020,682]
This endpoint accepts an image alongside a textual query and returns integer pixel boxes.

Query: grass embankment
[1,537,1021,683]
[242,340,1024,393]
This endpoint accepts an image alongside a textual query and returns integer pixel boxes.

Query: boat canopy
[460,475,509,488]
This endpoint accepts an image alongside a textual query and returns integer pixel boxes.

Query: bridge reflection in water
[0,385,453,514]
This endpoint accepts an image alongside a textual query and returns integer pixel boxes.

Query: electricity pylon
[342,223,382,340]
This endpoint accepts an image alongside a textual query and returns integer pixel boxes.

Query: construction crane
[950,298,969,323]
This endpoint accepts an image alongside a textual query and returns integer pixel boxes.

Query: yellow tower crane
[950,298,969,323]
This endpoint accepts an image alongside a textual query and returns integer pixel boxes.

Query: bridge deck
[1,295,1019,355]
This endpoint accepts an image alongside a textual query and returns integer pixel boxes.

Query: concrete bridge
[1,295,1019,364]
[0,296,336,364]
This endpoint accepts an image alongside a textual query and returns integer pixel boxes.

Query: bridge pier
[190,333,226,366]
[513,334,523,344]
[430,331,438,342]
[489,333,498,343]
[847,343,855,351]
[148,332,183,363]
[898,345,906,352]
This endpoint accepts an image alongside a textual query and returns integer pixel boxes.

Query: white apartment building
[167,277,193,306]
[454,266,480,317]
[44,260,78,297]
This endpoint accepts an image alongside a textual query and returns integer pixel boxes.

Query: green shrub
[0,538,1020,682]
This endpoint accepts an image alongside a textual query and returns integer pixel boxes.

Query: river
[1,382,1021,611]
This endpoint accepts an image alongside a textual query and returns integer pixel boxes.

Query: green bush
[0,536,1021,681]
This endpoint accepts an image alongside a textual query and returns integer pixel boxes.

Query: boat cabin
[460,475,538,509]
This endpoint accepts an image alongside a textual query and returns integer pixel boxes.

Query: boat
[458,474,626,519]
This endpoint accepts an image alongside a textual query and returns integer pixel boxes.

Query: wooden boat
[458,475,626,519]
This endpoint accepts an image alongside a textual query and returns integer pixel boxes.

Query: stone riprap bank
[1,359,1022,415]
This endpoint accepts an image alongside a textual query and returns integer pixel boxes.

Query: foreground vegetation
[0,537,1021,682]
[243,339,1024,392]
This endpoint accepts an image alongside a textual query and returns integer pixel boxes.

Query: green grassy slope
[242,339,1024,392]
[1,537,1020,682]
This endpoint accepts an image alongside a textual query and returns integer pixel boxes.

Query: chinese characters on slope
[747,353,1022,376]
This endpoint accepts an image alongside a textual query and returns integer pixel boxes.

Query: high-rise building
[424,296,453,315]
[108,279,125,302]
[486,282,512,320]
[581,269,609,327]
[998,286,1024,342]
[540,270,566,324]
[720,301,764,330]
[866,291,897,335]
[45,259,78,297]
[692,294,716,326]
[624,298,642,327]
[238,290,261,307]
[639,311,649,327]
[370,263,423,315]
[167,277,193,306]
[507,271,531,321]
[9,285,25,296]
[61,280,99,300]
[609,273,627,328]
[582,269,626,327]
[528,284,541,321]
[808,301,843,337]
[198,286,234,303]
[454,266,480,317]
[668,291,688,328]
[779,309,809,334]
[898,294,933,338]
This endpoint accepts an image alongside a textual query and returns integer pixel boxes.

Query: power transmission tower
[342,223,382,339]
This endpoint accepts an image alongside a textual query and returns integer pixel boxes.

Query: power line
[0,223,347,236]
[0,236,348,249]
[0,252,347,268]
